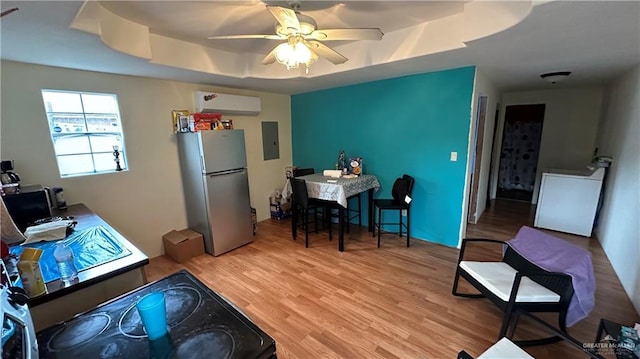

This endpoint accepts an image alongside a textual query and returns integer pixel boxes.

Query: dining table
[282,173,381,251]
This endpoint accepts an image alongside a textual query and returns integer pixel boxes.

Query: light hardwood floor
[145,199,639,358]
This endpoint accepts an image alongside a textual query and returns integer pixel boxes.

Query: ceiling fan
[207,2,383,72]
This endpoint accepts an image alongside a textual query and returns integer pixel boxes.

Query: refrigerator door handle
[209,169,245,176]
[200,156,206,174]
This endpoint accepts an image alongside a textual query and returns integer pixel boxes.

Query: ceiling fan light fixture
[540,71,571,84]
[212,5,379,71]
[275,36,318,73]
[297,14,317,35]
[275,15,316,37]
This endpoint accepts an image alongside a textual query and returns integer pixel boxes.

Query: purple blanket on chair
[507,226,596,327]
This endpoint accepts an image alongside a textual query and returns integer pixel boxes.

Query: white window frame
[41,89,128,178]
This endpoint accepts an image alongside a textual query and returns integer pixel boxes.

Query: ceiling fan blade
[208,34,284,40]
[307,28,384,41]
[262,44,281,65]
[267,5,301,33]
[304,40,347,65]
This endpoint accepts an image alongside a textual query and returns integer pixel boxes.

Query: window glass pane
[42,90,128,177]
[49,113,87,133]
[86,115,121,133]
[57,154,94,176]
[42,91,83,113]
[93,153,121,172]
[53,135,90,155]
[93,152,127,172]
[81,94,118,114]
[89,134,122,153]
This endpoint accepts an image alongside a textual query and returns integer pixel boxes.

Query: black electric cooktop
[36,270,277,359]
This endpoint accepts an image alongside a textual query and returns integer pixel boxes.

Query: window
[41,90,128,177]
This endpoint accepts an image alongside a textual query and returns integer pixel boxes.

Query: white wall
[595,64,640,314]
[490,87,603,203]
[469,69,501,223]
[0,61,292,258]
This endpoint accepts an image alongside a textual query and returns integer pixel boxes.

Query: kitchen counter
[36,270,277,359]
[14,203,149,330]
[542,166,605,179]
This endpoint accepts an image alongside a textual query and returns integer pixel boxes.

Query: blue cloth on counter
[10,225,131,283]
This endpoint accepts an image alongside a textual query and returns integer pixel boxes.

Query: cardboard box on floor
[162,229,205,263]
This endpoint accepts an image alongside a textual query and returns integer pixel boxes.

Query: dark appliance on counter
[0,160,20,185]
[2,185,52,232]
[36,270,277,359]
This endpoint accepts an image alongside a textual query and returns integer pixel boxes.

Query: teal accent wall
[291,66,476,247]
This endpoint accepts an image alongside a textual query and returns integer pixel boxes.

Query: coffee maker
[1,161,20,186]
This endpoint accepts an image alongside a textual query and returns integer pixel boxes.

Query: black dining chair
[292,168,336,234]
[292,168,315,177]
[372,174,415,248]
[344,194,361,233]
[290,177,327,248]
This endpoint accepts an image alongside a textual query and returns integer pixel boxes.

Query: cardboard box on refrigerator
[162,229,205,263]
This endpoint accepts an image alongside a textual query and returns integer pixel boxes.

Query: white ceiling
[1,1,639,95]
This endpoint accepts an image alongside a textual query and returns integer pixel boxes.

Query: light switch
[450,152,458,161]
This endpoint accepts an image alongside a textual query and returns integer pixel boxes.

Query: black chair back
[403,174,415,198]
[391,174,415,205]
[290,178,310,209]
[293,168,314,177]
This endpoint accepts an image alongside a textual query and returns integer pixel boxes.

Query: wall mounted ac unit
[194,91,261,116]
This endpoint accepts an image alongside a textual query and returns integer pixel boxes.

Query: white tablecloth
[282,174,380,208]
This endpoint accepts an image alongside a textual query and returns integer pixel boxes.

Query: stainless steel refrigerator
[177,130,253,256]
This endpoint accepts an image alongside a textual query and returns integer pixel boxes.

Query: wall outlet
[450,151,458,161]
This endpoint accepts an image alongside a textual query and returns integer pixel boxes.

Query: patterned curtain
[498,121,543,191]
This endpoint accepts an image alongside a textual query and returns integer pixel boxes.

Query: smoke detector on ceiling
[540,71,571,84]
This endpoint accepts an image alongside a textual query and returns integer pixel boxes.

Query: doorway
[496,104,545,202]
[467,96,488,224]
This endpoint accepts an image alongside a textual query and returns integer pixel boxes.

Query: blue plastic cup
[136,292,168,340]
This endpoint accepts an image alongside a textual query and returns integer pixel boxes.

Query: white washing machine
[534,166,605,237]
